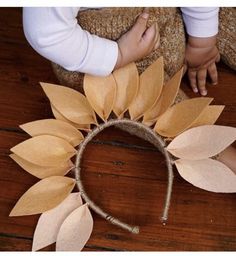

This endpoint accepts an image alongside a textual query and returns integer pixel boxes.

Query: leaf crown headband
[9,57,236,251]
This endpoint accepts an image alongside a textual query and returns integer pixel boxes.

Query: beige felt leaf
[32,192,83,251]
[175,158,236,192]
[129,57,164,120]
[83,73,117,121]
[10,154,74,179]
[41,82,97,125]
[56,204,93,251]
[10,135,76,167]
[112,62,139,118]
[51,104,91,131]
[9,176,76,216]
[154,97,213,138]
[20,119,84,147]
[167,125,236,160]
[189,105,224,128]
[143,67,183,125]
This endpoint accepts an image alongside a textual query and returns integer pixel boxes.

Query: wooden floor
[0,8,236,251]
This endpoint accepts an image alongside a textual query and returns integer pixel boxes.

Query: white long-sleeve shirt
[23,7,219,76]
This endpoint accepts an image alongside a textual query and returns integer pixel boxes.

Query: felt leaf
[41,82,97,125]
[9,176,76,216]
[129,57,164,120]
[32,192,82,251]
[112,62,139,118]
[51,104,91,131]
[167,125,236,160]
[56,204,93,251]
[189,105,224,128]
[83,73,117,121]
[10,135,76,167]
[175,158,236,193]
[9,154,74,179]
[154,97,213,138]
[143,67,183,125]
[20,119,84,147]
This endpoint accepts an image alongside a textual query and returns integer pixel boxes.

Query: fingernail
[193,88,198,93]
[212,82,218,85]
[201,90,207,96]
[141,13,149,19]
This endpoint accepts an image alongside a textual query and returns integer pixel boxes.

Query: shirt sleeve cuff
[76,32,119,76]
[181,7,219,38]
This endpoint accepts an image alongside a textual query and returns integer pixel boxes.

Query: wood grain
[0,7,236,251]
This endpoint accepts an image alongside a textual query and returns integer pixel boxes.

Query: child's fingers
[132,12,149,37]
[215,53,220,63]
[207,62,218,85]
[188,69,198,93]
[197,68,207,96]
[142,22,158,52]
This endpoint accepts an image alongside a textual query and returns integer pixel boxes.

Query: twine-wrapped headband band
[75,118,174,234]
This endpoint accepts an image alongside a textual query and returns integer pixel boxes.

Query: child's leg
[218,146,236,174]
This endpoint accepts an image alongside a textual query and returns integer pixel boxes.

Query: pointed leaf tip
[10,176,76,216]
[175,158,236,193]
[32,192,83,251]
[83,74,116,121]
[167,125,236,160]
[40,82,97,125]
[154,97,213,137]
[10,153,74,179]
[56,204,93,251]
[10,135,76,167]
[129,57,164,120]
[20,119,84,147]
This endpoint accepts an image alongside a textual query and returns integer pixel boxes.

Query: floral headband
[9,57,236,251]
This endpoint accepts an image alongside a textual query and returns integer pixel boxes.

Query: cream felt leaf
[10,154,74,179]
[189,105,224,128]
[9,176,76,216]
[129,57,164,120]
[175,158,236,193]
[143,67,183,125]
[154,97,213,138]
[10,135,76,167]
[20,119,84,147]
[32,192,83,251]
[83,73,117,121]
[40,82,97,125]
[56,204,93,251]
[51,104,91,131]
[112,62,139,118]
[167,125,236,160]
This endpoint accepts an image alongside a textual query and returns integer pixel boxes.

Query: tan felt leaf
[143,67,183,125]
[10,135,76,167]
[10,154,74,179]
[56,204,93,251]
[189,105,224,128]
[84,73,117,121]
[113,62,139,118]
[32,193,83,251]
[129,57,164,120]
[154,97,213,137]
[51,104,91,131]
[9,176,76,216]
[175,158,236,193]
[20,119,84,147]
[41,82,97,125]
[167,125,236,160]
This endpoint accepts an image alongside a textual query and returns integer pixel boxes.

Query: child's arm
[23,7,159,77]
[181,7,220,96]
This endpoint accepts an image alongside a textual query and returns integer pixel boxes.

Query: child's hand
[184,35,220,96]
[114,12,160,70]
